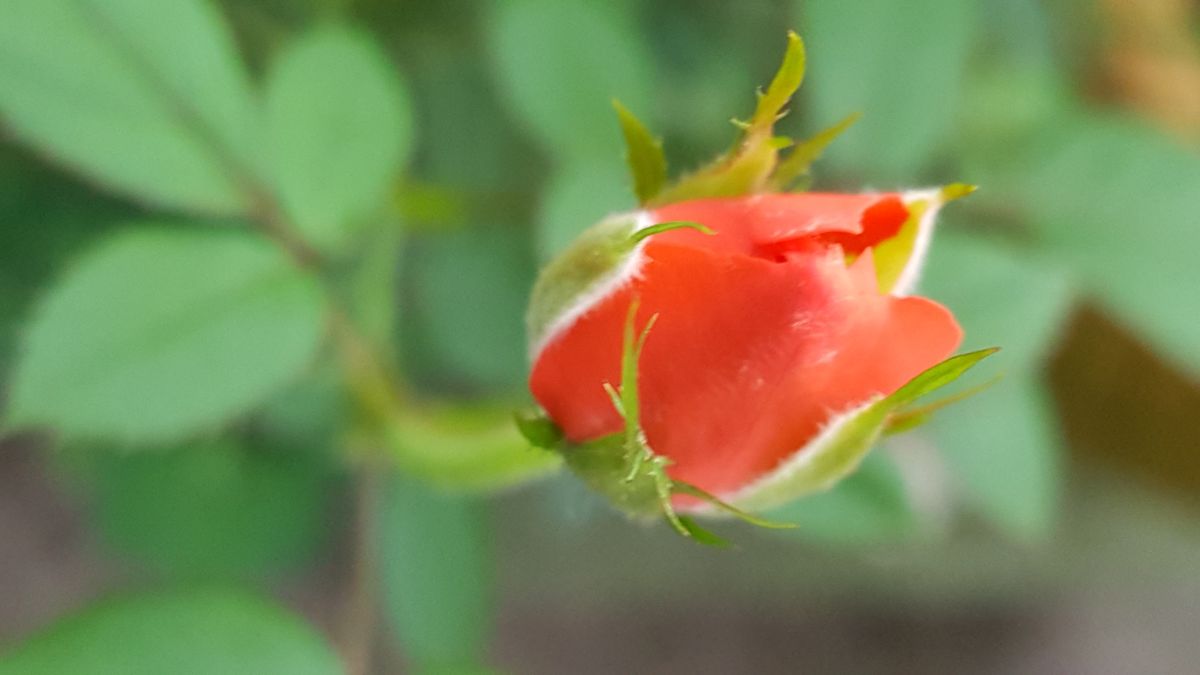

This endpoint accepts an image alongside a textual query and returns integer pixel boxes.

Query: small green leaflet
[0,589,342,675]
[3,227,324,444]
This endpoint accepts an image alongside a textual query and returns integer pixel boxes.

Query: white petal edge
[890,188,948,297]
[528,210,655,360]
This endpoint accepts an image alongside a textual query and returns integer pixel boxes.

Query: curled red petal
[650,192,910,261]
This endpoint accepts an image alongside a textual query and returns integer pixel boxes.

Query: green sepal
[673,482,797,530]
[526,213,640,352]
[676,516,731,548]
[769,112,862,190]
[604,30,868,204]
[613,99,668,205]
[553,299,674,521]
[647,32,807,206]
[726,348,1000,513]
[890,347,998,404]
[514,408,564,449]
[629,220,714,245]
[528,215,715,354]
[884,374,1001,435]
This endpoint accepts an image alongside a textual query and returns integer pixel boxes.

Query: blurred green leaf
[5,227,325,443]
[0,148,130,375]
[252,369,347,457]
[407,44,539,192]
[488,0,655,158]
[994,115,1200,378]
[265,24,413,250]
[952,0,1075,178]
[931,376,1061,539]
[0,0,258,214]
[645,2,769,164]
[0,588,342,675]
[955,65,1071,162]
[923,232,1075,370]
[64,439,333,578]
[921,232,1074,537]
[769,112,861,190]
[536,159,632,261]
[402,225,533,391]
[802,0,977,182]
[378,474,492,672]
[767,452,916,545]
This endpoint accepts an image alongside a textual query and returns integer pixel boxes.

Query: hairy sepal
[526,212,648,359]
[707,348,998,514]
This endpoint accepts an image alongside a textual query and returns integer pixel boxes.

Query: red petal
[650,193,909,260]
[529,238,962,496]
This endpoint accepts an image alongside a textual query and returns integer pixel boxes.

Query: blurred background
[2,0,1200,673]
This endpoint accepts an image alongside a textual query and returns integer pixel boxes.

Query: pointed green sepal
[940,182,978,202]
[751,30,807,130]
[677,516,731,548]
[558,298,678,521]
[884,373,1002,435]
[770,111,862,190]
[649,32,809,205]
[614,99,668,205]
[673,482,798,529]
[888,347,999,405]
[629,220,714,245]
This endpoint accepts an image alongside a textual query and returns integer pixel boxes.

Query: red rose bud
[521,33,994,538]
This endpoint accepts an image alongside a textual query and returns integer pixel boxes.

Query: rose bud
[519,33,995,542]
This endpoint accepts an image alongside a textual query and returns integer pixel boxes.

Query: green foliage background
[1,0,1198,672]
